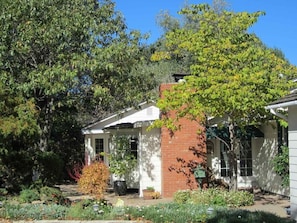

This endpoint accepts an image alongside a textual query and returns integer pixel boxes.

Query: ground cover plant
[0,187,294,222]
[0,201,294,223]
[173,188,254,207]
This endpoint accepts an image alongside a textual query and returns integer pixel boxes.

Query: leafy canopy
[152,4,297,130]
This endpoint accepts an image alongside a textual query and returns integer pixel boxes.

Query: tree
[151,4,297,190]
[0,0,156,189]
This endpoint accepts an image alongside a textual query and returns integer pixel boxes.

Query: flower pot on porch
[114,180,127,196]
[142,188,155,200]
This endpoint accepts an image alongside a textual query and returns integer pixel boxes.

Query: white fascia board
[81,129,105,135]
[83,101,156,129]
[265,103,289,121]
[104,105,159,128]
[265,101,297,110]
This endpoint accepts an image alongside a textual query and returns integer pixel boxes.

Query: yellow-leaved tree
[151,3,297,190]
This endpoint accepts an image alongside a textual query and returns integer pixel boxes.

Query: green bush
[19,188,40,203]
[173,188,254,207]
[0,203,68,220]
[207,208,294,223]
[0,149,35,192]
[66,199,112,220]
[35,151,64,186]
[173,189,191,204]
[0,188,8,196]
[39,186,69,205]
[66,200,97,220]
[273,145,289,187]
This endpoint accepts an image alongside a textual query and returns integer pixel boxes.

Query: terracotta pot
[142,189,154,200]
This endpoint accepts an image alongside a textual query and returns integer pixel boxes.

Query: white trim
[267,108,288,121]
[265,100,297,110]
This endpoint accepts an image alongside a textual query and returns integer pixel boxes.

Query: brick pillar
[160,83,206,198]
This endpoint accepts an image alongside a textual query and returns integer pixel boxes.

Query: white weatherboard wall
[207,123,288,195]
[139,126,161,196]
[289,106,297,220]
[255,123,289,196]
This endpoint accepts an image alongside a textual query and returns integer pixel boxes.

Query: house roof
[82,101,160,135]
[266,92,297,109]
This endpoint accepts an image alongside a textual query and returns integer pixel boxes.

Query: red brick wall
[160,83,206,198]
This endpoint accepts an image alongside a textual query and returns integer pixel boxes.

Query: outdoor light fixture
[207,207,214,215]
[93,203,99,212]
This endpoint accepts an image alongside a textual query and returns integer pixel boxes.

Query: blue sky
[114,0,297,66]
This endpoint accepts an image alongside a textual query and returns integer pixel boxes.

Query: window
[239,139,252,176]
[95,138,104,161]
[130,137,138,159]
[220,142,230,177]
[278,123,288,152]
[220,139,253,177]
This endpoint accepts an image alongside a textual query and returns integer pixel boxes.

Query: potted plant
[103,135,137,196]
[142,186,155,200]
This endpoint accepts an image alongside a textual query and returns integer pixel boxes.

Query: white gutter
[264,100,297,121]
[265,100,297,109]
[267,108,288,122]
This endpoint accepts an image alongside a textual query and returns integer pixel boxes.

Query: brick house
[82,82,206,198]
[82,81,288,198]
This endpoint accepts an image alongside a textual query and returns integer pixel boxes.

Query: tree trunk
[38,97,54,152]
[228,120,238,191]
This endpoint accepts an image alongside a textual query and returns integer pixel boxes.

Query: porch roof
[206,125,264,141]
[82,101,160,135]
[266,92,297,109]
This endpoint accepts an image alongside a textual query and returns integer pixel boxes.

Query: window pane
[247,168,252,176]
[130,137,138,159]
[95,138,104,161]
[240,169,246,176]
[220,141,230,177]
[239,138,252,176]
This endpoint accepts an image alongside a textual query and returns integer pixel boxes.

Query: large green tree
[152,4,297,190]
[0,0,156,189]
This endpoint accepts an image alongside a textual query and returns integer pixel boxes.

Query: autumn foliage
[78,162,110,199]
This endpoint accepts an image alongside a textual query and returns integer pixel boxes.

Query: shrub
[35,151,64,186]
[66,199,112,220]
[19,188,40,203]
[78,162,110,199]
[173,190,191,204]
[0,188,8,196]
[66,200,97,220]
[39,186,70,205]
[67,161,84,182]
[173,188,254,207]
[0,149,35,193]
[207,208,295,223]
[273,145,289,187]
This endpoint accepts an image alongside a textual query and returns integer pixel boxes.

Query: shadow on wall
[140,128,161,181]
[254,123,289,195]
[168,138,207,190]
